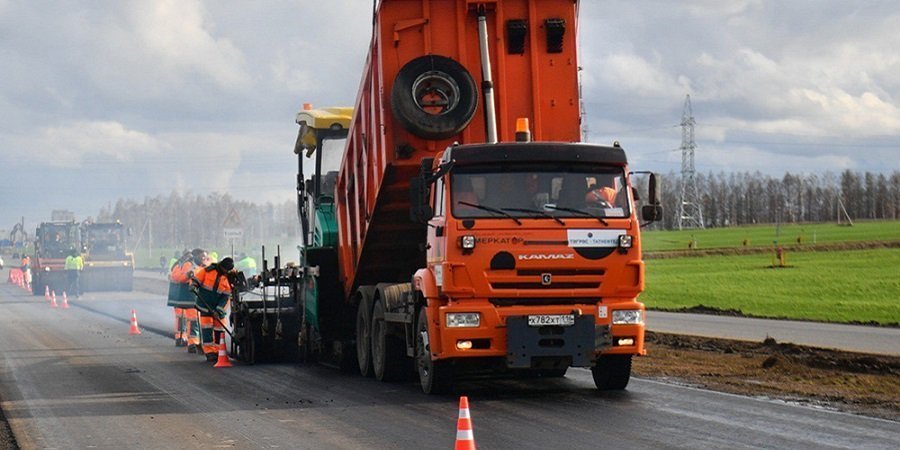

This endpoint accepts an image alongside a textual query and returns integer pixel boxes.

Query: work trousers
[173,308,200,347]
[198,312,226,356]
[66,270,80,296]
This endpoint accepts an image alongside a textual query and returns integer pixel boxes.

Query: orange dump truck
[234,0,662,393]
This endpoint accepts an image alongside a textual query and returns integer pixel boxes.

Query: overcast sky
[2,0,898,230]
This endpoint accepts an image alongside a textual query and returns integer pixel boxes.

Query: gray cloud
[1,0,898,231]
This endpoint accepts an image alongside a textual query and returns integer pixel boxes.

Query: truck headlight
[446,312,480,328]
[44,267,50,271]
[459,235,476,250]
[618,234,633,248]
[612,309,643,325]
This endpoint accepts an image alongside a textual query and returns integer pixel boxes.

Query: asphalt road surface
[1,279,898,449]
[133,269,900,357]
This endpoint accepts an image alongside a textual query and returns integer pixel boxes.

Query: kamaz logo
[518,254,575,260]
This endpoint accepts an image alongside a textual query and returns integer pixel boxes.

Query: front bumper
[432,301,646,366]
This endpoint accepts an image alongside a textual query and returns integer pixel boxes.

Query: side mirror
[409,175,434,223]
[642,204,663,222]
[647,173,660,205]
[642,173,663,223]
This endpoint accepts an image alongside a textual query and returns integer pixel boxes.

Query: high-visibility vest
[194,266,232,315]
[74,255,84,271]
[237,257,257,274]
[170,261,196,284]
[65,255,78,270]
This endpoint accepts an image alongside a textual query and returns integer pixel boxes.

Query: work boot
[187,344,198,354]
[205,352,218,362]
[175,338,186,347]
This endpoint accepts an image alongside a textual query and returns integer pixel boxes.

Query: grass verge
[643,220,900,252]
[642,248,900,325]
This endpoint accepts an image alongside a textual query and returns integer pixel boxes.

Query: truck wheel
[31,274,42,296]
[415,307,453,394]
[356,290,374,377]
[591,355,632,390]
[371,298,406,381]
[391,55,478,140]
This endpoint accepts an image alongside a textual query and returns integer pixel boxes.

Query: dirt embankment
[635,332,900,421]
[645,239,900,259]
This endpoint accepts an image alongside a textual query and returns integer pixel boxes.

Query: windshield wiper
[501,208,565,225]
[457,201,522,225]
[544,205,608,226]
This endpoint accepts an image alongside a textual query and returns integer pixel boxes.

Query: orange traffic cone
[44,285,50,300]
[50,291,58,308]
[61,292,70,309]
[213,336,232,368]
[129,309,142,335]
[454,396,476,450]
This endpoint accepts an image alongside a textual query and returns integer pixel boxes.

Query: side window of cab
[434,175,445,217]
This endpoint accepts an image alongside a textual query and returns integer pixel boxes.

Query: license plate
[527,314,575,327]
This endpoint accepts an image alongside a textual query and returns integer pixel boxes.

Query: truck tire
[355,288,375,377]
[592,355,632,390]
[391,55,478,140]
[371,298,406,381]
[32,274,43,296]
[415,307,453,394]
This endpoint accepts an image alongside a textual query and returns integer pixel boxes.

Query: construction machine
[31,221,81,296]
[81,221,134,291]
[233,0,662,394]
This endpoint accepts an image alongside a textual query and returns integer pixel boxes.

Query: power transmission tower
[677,94,705,230]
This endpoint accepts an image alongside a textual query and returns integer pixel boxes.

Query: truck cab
[406,141,661,392]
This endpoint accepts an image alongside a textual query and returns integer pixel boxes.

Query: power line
[677,94,704,230]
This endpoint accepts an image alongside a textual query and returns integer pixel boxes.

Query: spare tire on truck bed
[391,55,478,140]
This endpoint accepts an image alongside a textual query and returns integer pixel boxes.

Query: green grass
[642,220,900,252]
[642,248,900,325]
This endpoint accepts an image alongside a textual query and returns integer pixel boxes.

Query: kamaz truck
[31,221,81,296]
[81,221,134,292]
[232,0,662,394]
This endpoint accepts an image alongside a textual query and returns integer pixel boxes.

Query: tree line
[100,169,899,251]
[647,169,900,229]
[97,192,300,253]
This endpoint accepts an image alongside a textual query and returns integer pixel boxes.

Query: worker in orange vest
[170,248,207,353]
[20,255,32,290]
[585,175,621,208]
[192,257,234,361]
[167,250,191,347]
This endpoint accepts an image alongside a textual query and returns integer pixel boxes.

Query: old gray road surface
[0,281,898,449]
[648,311,900,356]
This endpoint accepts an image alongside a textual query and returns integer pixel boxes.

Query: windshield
[320,137,346,174]
[40,225,78,258]
[451,164,630,219]
[87,226,124,254]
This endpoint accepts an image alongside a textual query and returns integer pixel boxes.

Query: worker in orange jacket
[167,250,191,347]
[192,257,234,361]
[170,248,207,353]
[20,255,32,290]
[585,176,621,208]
